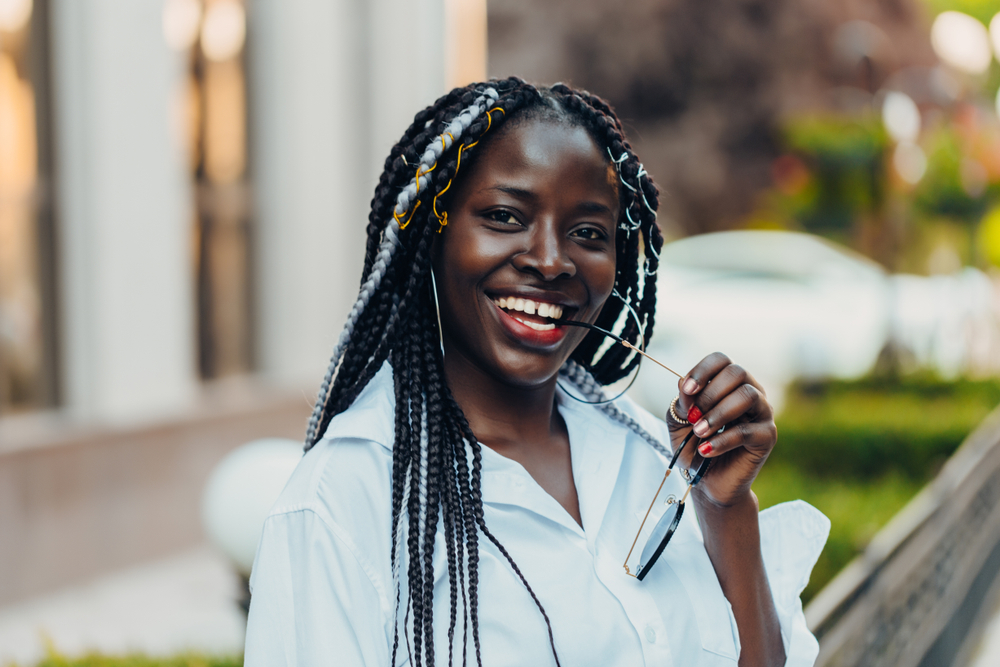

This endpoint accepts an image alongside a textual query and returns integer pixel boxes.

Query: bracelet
[668,396,690,426]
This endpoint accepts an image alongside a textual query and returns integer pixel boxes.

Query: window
[165,0,253,379]
[0,0,57,414]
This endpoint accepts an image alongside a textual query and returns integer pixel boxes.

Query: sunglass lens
[636,499,685,581]
[688,456,712,486]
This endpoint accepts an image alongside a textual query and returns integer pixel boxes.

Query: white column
[49,0,197,421]
[366,0,447,178]
[249,0,448,389]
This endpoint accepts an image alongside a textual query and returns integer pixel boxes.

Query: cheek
[581,252,617,303]
[441,229,509,286]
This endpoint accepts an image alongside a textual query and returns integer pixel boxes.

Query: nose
[512,220,575,281]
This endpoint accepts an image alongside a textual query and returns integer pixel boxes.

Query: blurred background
[5,0,1000,665]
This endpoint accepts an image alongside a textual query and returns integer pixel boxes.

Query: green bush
[753,463,921,603]
[754,374,1000,602]
[770,375,1000,481]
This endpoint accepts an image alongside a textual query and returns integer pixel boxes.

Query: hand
[667,352,776,508]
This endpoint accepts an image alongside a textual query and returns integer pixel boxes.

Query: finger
[678,352,732,397]
[690,363,751,418]
[692,382,771,440]
[666,397,694,431]
[671,429,702,470]
[696,418,777,460]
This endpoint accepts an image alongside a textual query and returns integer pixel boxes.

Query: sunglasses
[554,318,712,580]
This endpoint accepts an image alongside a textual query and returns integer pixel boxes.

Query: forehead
[459,118,618,195]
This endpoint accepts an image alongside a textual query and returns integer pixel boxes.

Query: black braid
[309,78,663,666]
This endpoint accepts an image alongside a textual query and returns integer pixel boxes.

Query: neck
[442,351,563,452]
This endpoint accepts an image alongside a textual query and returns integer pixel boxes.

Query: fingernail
[687,405,703,424]
[683,378,699,395]
[693,419,709,437]
[698,442,713,456]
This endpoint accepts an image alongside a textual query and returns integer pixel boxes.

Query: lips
[488,294,575,346]
[492,296,565,330]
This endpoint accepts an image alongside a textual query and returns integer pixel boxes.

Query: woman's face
[433,117,620,389]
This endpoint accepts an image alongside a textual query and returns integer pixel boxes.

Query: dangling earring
[430,268,446,358]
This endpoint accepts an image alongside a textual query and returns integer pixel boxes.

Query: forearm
[693,490,785,667]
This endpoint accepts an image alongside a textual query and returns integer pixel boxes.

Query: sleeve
[244,507,393,667]
[758,500,831,667]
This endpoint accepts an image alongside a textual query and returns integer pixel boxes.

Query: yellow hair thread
[431,108,506,232]
[398,200,421,230]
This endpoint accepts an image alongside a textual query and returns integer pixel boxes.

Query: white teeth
[513,316,555,331]
[492,297,565,321]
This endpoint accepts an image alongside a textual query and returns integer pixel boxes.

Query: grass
[752,462,921,602]
[754,374,1000,603]
[19,654,241,667]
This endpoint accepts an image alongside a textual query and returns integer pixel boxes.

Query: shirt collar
[322,361,631,540]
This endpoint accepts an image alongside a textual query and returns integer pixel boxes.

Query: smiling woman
[244,78,829,667]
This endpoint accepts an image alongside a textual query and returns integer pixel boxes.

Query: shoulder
[265,362,397,571]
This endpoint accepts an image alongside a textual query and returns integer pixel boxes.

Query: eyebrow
[485,185,616,216]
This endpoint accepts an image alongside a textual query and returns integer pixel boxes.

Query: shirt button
[645,627,656,643]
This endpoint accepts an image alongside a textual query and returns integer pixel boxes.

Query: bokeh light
[882,91,921,143]
[162,0,202,52]
[990,12,1000,63]
[931,11,991,75]
[201,0,245,62]
[979,205,1000,267]
[0,0,31,32]
[893,141,927,184]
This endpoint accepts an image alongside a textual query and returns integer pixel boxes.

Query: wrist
[692,487,758,522]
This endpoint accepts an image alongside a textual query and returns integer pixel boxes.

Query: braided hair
[304,78,665,667]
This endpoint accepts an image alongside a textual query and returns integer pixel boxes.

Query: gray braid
[304,87,500,446]
[559,361,671,458]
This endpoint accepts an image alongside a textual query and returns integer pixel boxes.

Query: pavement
[0,546,246,666]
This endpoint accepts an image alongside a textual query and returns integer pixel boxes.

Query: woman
[245,78,828,667]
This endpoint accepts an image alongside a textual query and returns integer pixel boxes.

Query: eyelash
[486,209,520,226]
[572,226,609,242]
[483,209,610,243]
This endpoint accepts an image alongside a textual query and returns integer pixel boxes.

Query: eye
[485,209,521,226]
[572,225,610,242]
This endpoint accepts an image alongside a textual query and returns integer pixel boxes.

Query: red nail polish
[698,442,713,456]
[687,406,703,424]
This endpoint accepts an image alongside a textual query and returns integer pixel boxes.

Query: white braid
[559,361,671,458]
[417,399,430,562]
[304,87,500,448]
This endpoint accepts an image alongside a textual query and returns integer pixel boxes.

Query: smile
[492,297,565,331]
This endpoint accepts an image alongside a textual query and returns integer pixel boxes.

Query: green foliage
[771,374,1000,480]
[913,127,992,223]
[781,115,888,237]
[754,373,1000,602]
[919,0,1000,25]
[754,463,921,603]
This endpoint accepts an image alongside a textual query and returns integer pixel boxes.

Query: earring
[430,268,445,358]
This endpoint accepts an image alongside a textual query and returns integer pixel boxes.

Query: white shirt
[245,363,829,666]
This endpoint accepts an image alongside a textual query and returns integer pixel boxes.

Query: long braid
[309,78,667,667]
[305,87,501,447]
